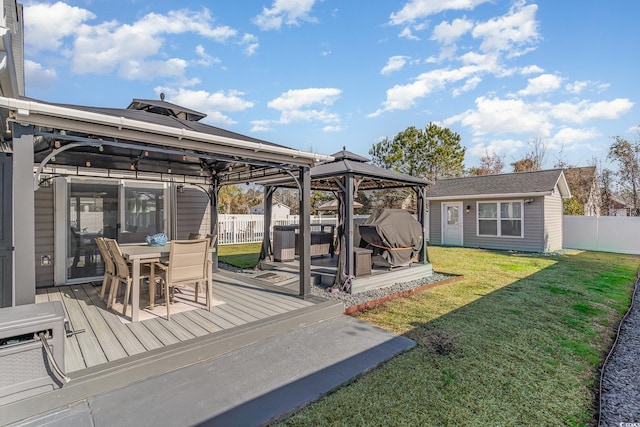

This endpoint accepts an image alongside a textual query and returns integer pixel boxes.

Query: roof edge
[426,191,554,201]
[0,96,333,164]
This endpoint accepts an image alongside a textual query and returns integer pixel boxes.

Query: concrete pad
[10,315,414,427]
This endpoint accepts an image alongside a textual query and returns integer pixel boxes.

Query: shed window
[477,201,523,237]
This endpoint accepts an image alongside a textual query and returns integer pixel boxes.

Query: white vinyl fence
[217,214,340,245]
[563,215,640,255]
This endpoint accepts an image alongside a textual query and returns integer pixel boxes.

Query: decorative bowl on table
[145,233,168,247]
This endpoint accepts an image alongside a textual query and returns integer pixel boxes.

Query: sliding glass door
[63,179,168,283]
[67,182,118,280]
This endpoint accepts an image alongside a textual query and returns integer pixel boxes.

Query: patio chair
[104,238,151,316]
[188,233,202,240]
[154,238,210,321]
[94,237,116,301]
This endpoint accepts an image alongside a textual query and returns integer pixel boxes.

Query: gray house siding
[430,197,551,252]
[463,198,544,252]
[176,187,211,239]
[543,186,563,251]
[428,201,442,245]
[34,185,54,287]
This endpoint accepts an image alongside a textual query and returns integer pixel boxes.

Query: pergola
[255,148,433,292]
[0,95,332,306]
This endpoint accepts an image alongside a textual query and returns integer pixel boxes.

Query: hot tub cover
[359,209,423,267]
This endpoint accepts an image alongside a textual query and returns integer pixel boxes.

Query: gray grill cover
[359,209,422,267]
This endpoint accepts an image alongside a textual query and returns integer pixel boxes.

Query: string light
[54,140,61,149]
[85,160,91,167]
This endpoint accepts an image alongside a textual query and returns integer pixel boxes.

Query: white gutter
[0,96,333,164]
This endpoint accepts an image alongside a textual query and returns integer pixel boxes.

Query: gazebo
[0,95,332,307]
[254,148,434,292]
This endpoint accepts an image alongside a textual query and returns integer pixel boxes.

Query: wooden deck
[35,270,328,373]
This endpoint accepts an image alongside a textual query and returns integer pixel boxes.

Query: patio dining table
[119,243,170,322]
[119,241,214,322]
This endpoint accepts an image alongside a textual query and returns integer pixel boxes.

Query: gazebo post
[417,186,429,264]
[344,174,355,278]
[298,167,311,297]
[211,180,219,272]
[258,186,275,265]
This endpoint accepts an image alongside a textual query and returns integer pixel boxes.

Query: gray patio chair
[188,233,202,240]
[95,237,116,302]
[104,238,151,316]
[154,238,210,320]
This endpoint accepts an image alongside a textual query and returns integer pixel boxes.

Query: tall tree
[369,123,465,181]
[599,168,615,216]
[468,149,504,176]
[511,137,547,172]
[218,185,246,214]
[608,136,640,215]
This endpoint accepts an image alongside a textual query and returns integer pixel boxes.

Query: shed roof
[426,169,571,200]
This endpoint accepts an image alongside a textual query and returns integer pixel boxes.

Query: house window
[477,201,523,237]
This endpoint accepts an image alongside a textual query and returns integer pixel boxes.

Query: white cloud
[24,2,95,52]
[445,96,634,149]
[432,18,474,45]
[253,0,318,31]
[565,80,589,94]
[251,120,274,132]
[156,87,255,126]
[24,60,57,89]
[551,127,600,146]
[369,64,489,116]
[471,3,539,54]
[389,0,490,26]
[518,73,563,96]
[322,125,342,132]
[452,76,481,96]
[520,65,544,75]
[268,88,341,111]
[398,27,420,41]
[381,56,409,75]
[241,33,260,56]
[119,58,188,80]
[268,88,342,125]
[564,80,610,94]
[25,5,240,81]
[469,138,525,157]
[446,96,553,137]
[549,98,634,124]
[194,45,220,67]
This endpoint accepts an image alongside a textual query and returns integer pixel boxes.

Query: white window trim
[476,200,524,238]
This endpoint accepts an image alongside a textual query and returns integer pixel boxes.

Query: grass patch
[277,247,640,426]
[217,242,261,268]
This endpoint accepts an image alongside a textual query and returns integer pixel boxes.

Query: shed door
[0,153,13,307]
[442,202,463,246]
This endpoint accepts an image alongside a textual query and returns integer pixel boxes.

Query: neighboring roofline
[0,96,333,165]
[426,191,556,201]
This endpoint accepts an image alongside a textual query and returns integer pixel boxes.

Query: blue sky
[22,0,639,171]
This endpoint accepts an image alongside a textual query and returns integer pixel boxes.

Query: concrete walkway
[11,315,414,427]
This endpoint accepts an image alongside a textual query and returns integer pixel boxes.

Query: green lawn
[217,242,261,268]
[273,247,640,426]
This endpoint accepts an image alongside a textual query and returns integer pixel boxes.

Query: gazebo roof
[253,148,433,191]
[0,95,332,184]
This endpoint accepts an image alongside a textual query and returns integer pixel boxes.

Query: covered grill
[359,209,423,268]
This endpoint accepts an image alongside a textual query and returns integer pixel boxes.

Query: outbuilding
[426,169,571,253]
